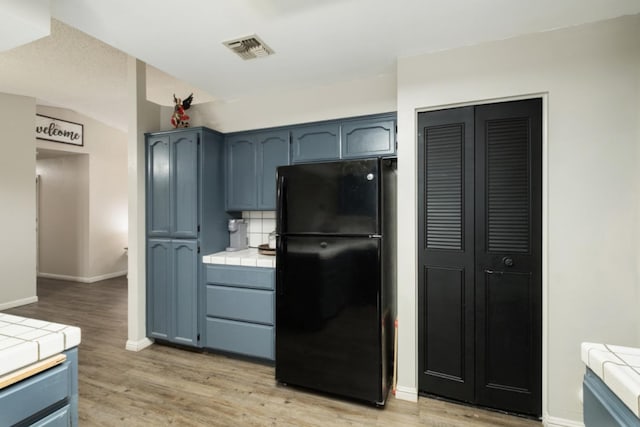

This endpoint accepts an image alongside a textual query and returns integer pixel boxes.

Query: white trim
[543,415,584,427]
[394,385,418,402]
[38,270,127,283]
[0,296,38,310]
[125,337,153,352]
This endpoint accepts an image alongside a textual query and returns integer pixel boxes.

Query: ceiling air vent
[223,35,274,60]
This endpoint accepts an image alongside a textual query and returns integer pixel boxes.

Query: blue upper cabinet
[226,135,257,211]
[341,116,396,159]
[147,130,199,238]
[226,130,290,211]
[224,113,396,211]
[291,123,340,164]
[257,130,289,210]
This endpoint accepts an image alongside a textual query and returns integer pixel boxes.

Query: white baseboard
[38,270,127,284]
[394,385,419,402]
[0,296,38,310]
[125,337,153,352]
[544,415,584,427]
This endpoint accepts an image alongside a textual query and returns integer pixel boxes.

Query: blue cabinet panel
[226,135,257,211]
[291,123,340,163]
[341,117,396,158]
[172,132,199,238]
[205,318,274,360]
[147,239,171,340]
[147,136,171,236]
[173,241,198,346]
[206,285,274,324]
[257,130,289,210]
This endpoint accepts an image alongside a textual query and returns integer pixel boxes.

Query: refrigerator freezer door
[277,159,380,235]
[276,235,383,403]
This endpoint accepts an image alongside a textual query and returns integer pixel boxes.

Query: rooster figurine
[171,93,194,128]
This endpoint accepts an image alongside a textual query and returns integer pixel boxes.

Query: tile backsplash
[242,211,276,248]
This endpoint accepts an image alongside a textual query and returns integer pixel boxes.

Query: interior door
[417,106,475,403]
[474,99,542,415]
[417,98,542,417]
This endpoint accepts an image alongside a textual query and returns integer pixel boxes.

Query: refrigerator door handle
[277,174,287,234]
[369,234,382,238]
[276,237,286,296]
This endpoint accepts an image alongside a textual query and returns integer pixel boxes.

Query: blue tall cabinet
[146,127,229,347]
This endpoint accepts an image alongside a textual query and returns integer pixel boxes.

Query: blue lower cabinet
[147,239,199,347]
[583,368,640,427]
[31,405,71,426]
[0,348,78,427]
[203,265,275,360]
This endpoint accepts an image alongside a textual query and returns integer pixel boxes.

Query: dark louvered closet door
[417,99,541,418]
[417,106,475,403]
[475,99,541,416]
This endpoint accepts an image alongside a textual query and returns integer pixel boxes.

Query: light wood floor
[5,277,542,426]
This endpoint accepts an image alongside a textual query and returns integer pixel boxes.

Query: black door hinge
[197,225,200,232]
[197,333,200,342]
[198,246,201,254]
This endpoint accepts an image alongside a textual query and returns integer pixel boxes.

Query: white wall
[127,57,161,351]
[159,73,397,133]
[396,14,640,424]
[36,154,89,277]
[0,93,37,309]
[36,105,128,282]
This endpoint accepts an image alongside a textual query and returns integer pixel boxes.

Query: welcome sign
[36,114,83,146]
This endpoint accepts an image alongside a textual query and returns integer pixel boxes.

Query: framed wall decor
[36,114,84,146]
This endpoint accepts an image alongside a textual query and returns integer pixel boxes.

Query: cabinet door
[172,132,199,238]
[147,239,172,340]
[226,135,257,211]
[147,136,171,236]
[341,117,396,159]
[291,123,340,163]
[257,130,289,210]
[172,240,199,346]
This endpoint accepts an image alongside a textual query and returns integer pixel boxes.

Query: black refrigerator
[275,157,397,406]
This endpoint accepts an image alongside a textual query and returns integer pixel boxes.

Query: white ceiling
[2,0,640,132]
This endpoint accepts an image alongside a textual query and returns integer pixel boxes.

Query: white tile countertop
[582,342,640,417]
[203,248,276,268]
[0,313,81,377]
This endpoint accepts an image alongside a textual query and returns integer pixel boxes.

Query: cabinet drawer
[205,265,274,290]
[206,285,274,325]
[205,318,274,360]
[0,361,70,427]
[31,404,71,427]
